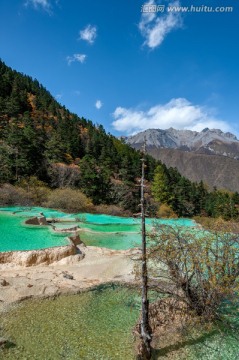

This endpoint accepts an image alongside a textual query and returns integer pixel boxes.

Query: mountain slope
[1,60,239,219]
[0,59,156,210]
[148,148,239,193]
[126,128,239,192]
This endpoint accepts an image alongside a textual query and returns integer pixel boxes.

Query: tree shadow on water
[4,340,16,349]
[151,329,219,359]
[0,339,16,352]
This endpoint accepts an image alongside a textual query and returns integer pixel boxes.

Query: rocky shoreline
[0,245,139,311]
[0,213,139,314]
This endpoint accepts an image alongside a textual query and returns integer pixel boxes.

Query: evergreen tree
[79,155,112,204]
[151,164,171,204]
[1,58,239,218]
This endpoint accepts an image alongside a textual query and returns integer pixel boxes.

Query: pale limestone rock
[53,253,84,265]
[0,245,77,267]
[0,279,9,286]
[0,246,134,306]
[52,225,80,233]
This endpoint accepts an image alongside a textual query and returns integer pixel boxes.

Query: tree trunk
[138,141,152,359]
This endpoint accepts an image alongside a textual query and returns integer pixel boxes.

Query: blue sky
[0,0,238,136]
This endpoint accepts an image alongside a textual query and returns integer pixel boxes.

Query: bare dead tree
[138,139,152,359]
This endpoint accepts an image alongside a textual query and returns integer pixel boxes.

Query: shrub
[148,219,239,319]
[17,176,50,205]
[44,188,93,213]
[157,203,177,218]
[94,204,131,217]
[0,184,32,206]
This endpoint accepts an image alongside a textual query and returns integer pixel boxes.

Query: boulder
[25,216,48,226]
[25,217,39,225]
[39,216,48,225]
[69,234,85,246]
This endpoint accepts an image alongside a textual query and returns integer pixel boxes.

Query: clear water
[77,212,195,227]
[1,285,140,360]
[0,212,69,252]
[1,208,238,359]
[78,222,140,233]
[168,315,239,360]
[0,206,196,252]
[1,286,238,360]
[79,230,142,250]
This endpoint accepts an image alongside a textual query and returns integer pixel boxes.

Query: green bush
[94,204,130,217]
[157,203,177,218]
[17,176,50,205]
[0,184,32,206]
[44,188,93,213]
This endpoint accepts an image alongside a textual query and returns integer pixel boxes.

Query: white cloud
[95,100,103,110]
[55,93,62,100]
[139,0,182,49]
[112,98,231,135]
[66,54,87,65]
[25,0,51,12]
[79,25,97,44]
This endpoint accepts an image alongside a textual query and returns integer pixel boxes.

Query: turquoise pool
[0,211,69,252]
[0,207,196,252]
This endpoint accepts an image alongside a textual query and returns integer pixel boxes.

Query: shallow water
[76,212,194,227]
[0,206,196,251]
[177,321,239,360]
[1,207,238,358]
[0,211,69,252]
[1,285,140,360]
[79,229,142,250]
[1,286,239,360]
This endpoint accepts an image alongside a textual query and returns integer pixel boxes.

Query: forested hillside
[1,59,239,219]
[0,59,156,212]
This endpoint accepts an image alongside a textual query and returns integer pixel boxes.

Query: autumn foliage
[148,219,239,319]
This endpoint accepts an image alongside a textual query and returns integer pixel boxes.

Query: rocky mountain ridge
[126,128,239,159]
[126,127,239,192]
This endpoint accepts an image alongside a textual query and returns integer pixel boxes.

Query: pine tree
[151,164,171,204]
